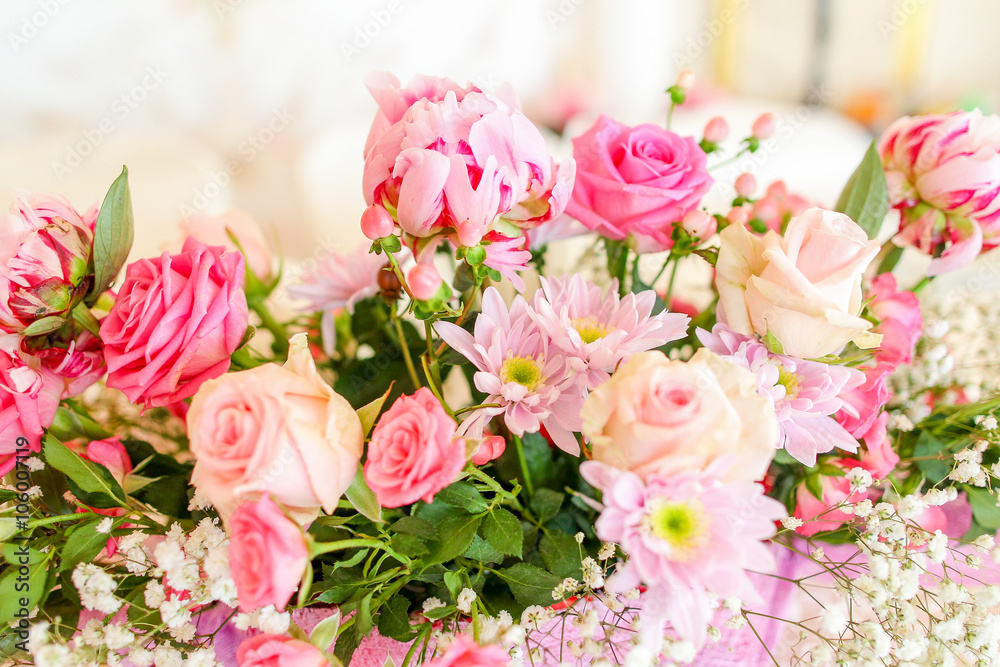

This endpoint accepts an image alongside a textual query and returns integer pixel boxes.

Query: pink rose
[364,388,466,508]
[566,115,712,252]
[101,237,249,408]
[0,334,61,475]
[425,635,509,667]
[470,435,506,466]
[32,329,106,398]
[880,110,1000,274]
[236,634,329,667]
[582,349,778,484]
[178,209,274,283]
[792,469,865,537]
[857,412,898,480]
[363,72,573,245]
[866,273,922,369]
[716,207,881,359]
[836,364,892,439]
[189,334,363,524]
[0,194,96,333]
[229,495,309,612]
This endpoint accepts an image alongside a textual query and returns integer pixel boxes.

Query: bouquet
[3,70,1000,667]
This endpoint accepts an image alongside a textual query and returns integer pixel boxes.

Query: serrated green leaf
[835,140,889,240]
[540,532,583,579]
[90,166,135,301]
[377,595,415,642]
[390,534,428,558]
[968,487,1000,530]
[529,489,564,524]
[357,386,392,437]
[389,516,437,540]
[497,563,564,607]
[482,508,523,558]
[435,482,489,514]
[345,466,382,524]
[426,514,483,565]
[42,435,127,509]
[462,534,504,564]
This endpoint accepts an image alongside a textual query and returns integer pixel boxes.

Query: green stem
[390,307,422,390]
[23,512,96,530]
[454,403,501,417]
[663,257,682,304]
[249,297,289,356]
[310,537,410,565]
[421,356,454,418]
[512,434,535,497]
[385,251,415,300]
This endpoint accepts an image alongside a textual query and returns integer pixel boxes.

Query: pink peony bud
[681,209,717,239]
[726,206,751,225]
[676,70,696,91]
[408,263,442,301]
[703,116,729,143]
[360,204,395,240]
[751,113,775,139]
[734,173,757,198]
[471,436,506,466]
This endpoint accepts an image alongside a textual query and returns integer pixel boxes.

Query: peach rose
[363,388,466,508]
[236,634,329,667]
[229,495,309,612]
[178,209,274,283]
[188,333,363,524]
[582,349,777,484]
[715,207,881,359]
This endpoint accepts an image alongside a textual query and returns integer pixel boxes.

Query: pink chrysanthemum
[582,461,784,651]
[532,275,690,390]
[435,287,584,455]
[287,244,389,354]
[698,324,864,466]
[481,230,531,292]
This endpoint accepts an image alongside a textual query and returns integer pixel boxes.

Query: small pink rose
[836,364,893,439]
[236,633,329,667]
[867,273,922,370]
[425,635,509,667]
[364,388,466,508]
[857,412,898,481]
[793,465,866,537]
[470,436,506,466]
[229,495,309,612]
[101,237,249,408]
[0,333,61,475]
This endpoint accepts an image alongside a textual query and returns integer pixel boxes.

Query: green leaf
[22,316,65,337]
[390,534,428,558]
[968,487,1000,530]
[426,514,483,565]
[377,595,415,642]
[804,475,825,502]
[435,482,489,514]
[540,532,583,579]
[497,563,564,607]
[60,516,112,571]
[0,546,49,628]
[835,140,889,240]
[48,405,113,442]
[762,330,785,355]
[309,610,341,652]
[529,489,564,524]
[119,440,192,517]
[913,432,950,485]
[89,166,135,301]
[462,534,504,564]
[357,386,392,437]
[42,435,127,509]
[345,467,382,524]
[443,570,463,599]
[389,516,437,540]
[482,508,523,558]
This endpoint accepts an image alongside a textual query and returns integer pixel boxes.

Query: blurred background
[2,0,997,261]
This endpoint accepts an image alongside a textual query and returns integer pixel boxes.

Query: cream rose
[715,207,881,359]
[188,333,363,524]
[583,349,777,483]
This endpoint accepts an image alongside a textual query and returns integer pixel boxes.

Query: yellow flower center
[571,317,612,344]
[777,367,802,399]
[501,355,544,390]
[647,500,709,561]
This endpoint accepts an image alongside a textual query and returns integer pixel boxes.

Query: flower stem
[512,433,535,497]
[389,306,422,390]
[663,257,682,304]
[248,297,289,356]
[385,250,415,300]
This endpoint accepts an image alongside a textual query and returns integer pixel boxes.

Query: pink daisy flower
[582,460,785,651]
[480,230,531,292]
[531,275,690,390]
[698,324,864,466]
[435,287,584,455]
[287,244,389,354]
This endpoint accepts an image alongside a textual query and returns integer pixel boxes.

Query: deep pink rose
[0,334,61,475]
[236,633,328,667]
[566,115,712,252]
[836,364,893,439]
[857,412,899,480]
[229,495,309,612]
[867,273,922,369]
[425,635,509,667]
[0,194,96,333]
[100,237,248,408]
[363,72,573,245]
[793,464,866,537]
[470,435,506,466]
[364,387,466,508]
[177,209,274,283]
[879,110,1000,274]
